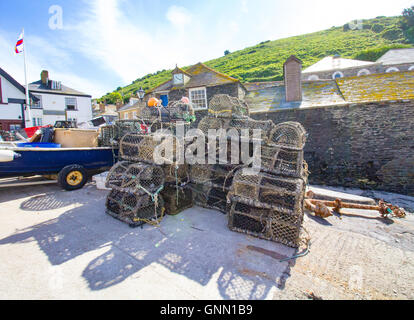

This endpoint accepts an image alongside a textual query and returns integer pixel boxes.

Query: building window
[409,66,414,71]
[32,95,42,109]
[386,67,399,73]
[189,87,207,110]
[132,111,137,119]
[357,69,371,76]
[67,118,77,124]
[32,118,43,126]
[9,124,22,131]
[332,71,344,79]
[65,97,77,111]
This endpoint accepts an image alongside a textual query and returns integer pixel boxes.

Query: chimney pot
[41,70,49,85]
[284,56,302,102]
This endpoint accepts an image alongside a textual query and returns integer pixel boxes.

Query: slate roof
[245,70,414,113]
[148,63,240,93]
[302,56,375,74]
[376,48,414,65]
[0,67,39,101]
[29,80,91,97]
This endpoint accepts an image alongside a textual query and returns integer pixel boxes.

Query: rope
[280,227,311,262]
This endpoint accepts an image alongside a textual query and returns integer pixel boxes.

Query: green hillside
[100,15,412,103]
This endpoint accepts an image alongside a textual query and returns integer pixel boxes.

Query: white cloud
[0,30,107,98]
[166,5,193,28]
[241,0,249,14]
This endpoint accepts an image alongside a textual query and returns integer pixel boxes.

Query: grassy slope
[101,16,411,101]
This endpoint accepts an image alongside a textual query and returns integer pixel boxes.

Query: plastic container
[17,142,61,148]
[92,171,111,190]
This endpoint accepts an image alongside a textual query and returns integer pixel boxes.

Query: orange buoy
[148,97,160,107]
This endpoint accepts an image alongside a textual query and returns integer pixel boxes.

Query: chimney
[41,70,49,85]
[284,55,302,102]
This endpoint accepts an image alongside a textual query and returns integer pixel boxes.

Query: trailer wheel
[58,165,88,191]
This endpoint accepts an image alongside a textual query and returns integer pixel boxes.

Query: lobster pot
[230,170,305,216]
[267,122,307,149]
[191,183,229,214]
[228,196,303,248]
[115,120,147,140]
[106,189,165,227]
[197,116,230,136]
[163,163,190,185]
[261,145,306,179]
[167,100,195,122]
[119,133,148,161]
[161,185,193,215]
[99,125,117,146]
[138,106,170,122]
[106,161,165,194]
[189,164,235,190]
[229,118,274,142]
[208,94,249,118]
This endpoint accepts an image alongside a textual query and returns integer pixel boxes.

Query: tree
[400,6,414,43]
[106,92,123,104]
[224,50,230,56]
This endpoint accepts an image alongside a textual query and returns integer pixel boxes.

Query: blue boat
[0,145,117,190]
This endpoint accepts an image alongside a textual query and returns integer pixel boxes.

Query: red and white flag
[14,31,24,54]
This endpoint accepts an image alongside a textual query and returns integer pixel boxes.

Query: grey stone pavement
[0,182,413,300]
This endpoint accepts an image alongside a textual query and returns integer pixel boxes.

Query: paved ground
[0,182,413,300]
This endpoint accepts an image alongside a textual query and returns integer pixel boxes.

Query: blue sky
[0,0,412,98]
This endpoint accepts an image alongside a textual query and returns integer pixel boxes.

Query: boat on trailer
[0,144,116,190]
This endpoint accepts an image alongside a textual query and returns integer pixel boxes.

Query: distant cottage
[119,63,247,119]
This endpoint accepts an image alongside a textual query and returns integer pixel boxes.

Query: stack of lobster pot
[105,161,166,227]
[227,121,308,248]
[190,94,274,213]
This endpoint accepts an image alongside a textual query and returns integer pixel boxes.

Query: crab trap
[106,161,165,194]
[228,196,303,248]
[260,145,307,179]
[106,189,165,227]
[267,121,307,149]
[229,170,306,215]
[191,183,230,214]
[161,185,193,216]
[208,94,249,118]
[119,132,183,165]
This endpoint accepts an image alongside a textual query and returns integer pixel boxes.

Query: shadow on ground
[0,186,296,300]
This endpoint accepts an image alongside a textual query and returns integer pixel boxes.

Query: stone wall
[251,101,414,196]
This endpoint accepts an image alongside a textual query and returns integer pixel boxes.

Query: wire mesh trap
[191,183,230,213]
[119,132,183,165]
[189,163,236,190]
[161,185,193,215]
[267,122,307,149]
[261,145,307,179]
[106,161,165,194]
[106,189,165,227]
[167,100,196,122]
[228,196,303,248]
[208,94,250,118]
[229,170,305,215]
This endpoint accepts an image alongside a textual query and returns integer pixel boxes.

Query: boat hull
[0,147,117,178]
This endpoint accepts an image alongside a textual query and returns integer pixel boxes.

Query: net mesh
[268,121,307,149]
[106,161,165,194]
[208,94,249,118]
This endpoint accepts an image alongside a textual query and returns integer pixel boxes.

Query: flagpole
[22,28,32,127]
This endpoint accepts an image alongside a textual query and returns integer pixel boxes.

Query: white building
[0,66,38,131]
[28,70,92,126]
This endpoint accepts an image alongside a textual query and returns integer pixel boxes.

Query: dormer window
[173,73,184,85]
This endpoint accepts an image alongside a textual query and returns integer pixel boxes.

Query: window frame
[32,94,42,109]
[65,97,78,111]
[189,87,208,110]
